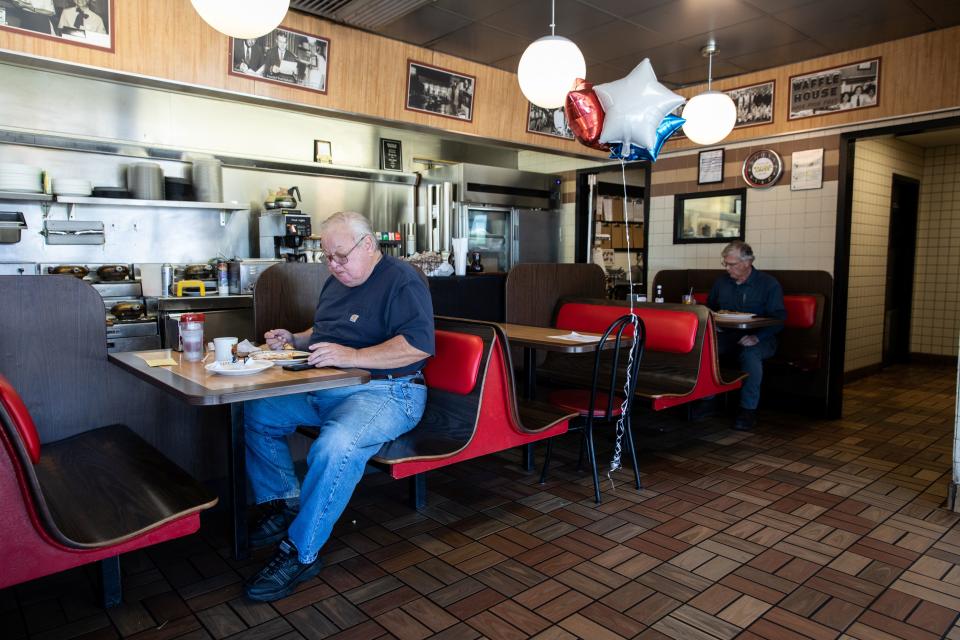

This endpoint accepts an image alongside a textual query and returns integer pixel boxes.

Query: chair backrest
[588,315,647,421]
[424,329,484,395]
[0,374,40,464]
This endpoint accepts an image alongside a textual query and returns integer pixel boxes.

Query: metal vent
[290,0,432,30]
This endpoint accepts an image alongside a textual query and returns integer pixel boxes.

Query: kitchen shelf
[55,196,247,210]
[0,191,53,202]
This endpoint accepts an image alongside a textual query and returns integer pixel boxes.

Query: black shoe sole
[245,561,323,602]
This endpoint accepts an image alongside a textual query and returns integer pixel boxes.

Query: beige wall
[914,145,960,356]
[845,137,924,372]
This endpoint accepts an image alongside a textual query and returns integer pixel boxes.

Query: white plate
[248,350,311,365]
[716,312,756,321]
[205,360,273,376]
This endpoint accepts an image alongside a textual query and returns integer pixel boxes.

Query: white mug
[213,336,239,364]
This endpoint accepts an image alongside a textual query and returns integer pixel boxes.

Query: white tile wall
[845,137,924,372]
[913,144,960,356]
[647,182,838,298]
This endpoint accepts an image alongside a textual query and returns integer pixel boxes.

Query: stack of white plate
[52,178,93,196]
[0,163,42,193]
[127,163,165,200]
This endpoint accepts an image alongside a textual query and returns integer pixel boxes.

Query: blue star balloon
[608,114,685,162]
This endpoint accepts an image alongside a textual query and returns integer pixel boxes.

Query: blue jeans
[717,334,778,410]
[244,376,426,562]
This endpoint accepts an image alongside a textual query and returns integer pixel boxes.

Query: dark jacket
[708,268,786,342]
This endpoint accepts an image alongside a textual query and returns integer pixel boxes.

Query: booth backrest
[693,292,708,305]
[0,375,40,464]
[556,303,698,354]
[424,330,484,395]
[783,295,817,329]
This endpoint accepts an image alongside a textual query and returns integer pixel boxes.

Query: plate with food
[249,349,312,365]
[715,311,756,321]
[206,360,274,376]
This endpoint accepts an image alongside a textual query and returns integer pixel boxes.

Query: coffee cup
[214,337,239,364]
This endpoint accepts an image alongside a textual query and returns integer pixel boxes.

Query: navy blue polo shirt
[309,255,434,375]
[707,268,786,342]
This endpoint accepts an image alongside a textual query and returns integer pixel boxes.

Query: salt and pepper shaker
[654,284,664,304]
[161,263,173,296]
[217,259,229,296]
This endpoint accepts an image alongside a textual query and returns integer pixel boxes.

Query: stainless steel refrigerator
[419,163,561,271]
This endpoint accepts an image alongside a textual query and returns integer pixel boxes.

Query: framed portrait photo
[789,58,880,120]
[314,140,332,163]
[726,80,774,128]
[527,104,574,139]
[229,26,329,95]
[406,60,475,122]
[0,0,114,51]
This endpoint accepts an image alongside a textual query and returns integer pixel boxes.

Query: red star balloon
[564,79,608,151]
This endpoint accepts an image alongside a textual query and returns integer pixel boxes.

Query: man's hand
[264,329,294,350]
[307,342,359,368]
[738,335,759,347]
[239,62,249,73]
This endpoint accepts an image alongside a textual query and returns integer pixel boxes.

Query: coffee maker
[258,211,312,261]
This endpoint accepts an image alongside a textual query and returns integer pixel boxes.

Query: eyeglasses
[322,235,367,266]
[721,260,742,268]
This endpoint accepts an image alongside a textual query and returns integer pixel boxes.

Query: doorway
[882,174,920,365]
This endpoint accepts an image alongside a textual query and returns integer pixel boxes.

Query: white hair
[319,211,380,250]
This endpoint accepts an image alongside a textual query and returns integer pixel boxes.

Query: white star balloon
[594,59,686,154]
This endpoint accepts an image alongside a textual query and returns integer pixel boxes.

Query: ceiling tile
[574,0,675,20]
[607,40,704,76]
[490,53,522,73]
[727,39,829,72]
[677,16,807,58]
[659,60,747,86]
[431,0,524,21]
[911,0,960,27]
[429,23,529,64]
[774,0,931,34]
[573,20,672,64]
[811,11,941,52]
[482,0,617,40]
[378,6,473,45]
[739,0,821,14]
[626,0,766,39]
[586,62,636,84]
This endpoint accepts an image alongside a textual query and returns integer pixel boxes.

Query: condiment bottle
[654,284,664,303]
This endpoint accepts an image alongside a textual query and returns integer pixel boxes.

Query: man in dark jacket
[708,241,786,430]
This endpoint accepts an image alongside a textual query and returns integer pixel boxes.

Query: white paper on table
[279,59,298,75]
[547,331,601,343]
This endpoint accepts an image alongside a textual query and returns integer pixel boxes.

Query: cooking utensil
[264,186,301,210]
[174,280,207,297]
[164,177,193,201]
[97,264,130,281]
[183,263,215,279]
[110,301,145,320]
[49,265,89,278]
[127,163,164,200]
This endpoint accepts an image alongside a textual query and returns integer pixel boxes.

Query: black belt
[369,371,424,385]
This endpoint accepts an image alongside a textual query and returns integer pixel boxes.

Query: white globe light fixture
[517,1,585,109]
[191,0,290,39]
[682,40,737,145]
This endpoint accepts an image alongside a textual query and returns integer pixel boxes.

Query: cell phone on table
[282,362,315,371]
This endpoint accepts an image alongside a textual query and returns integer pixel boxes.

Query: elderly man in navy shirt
[708,241,786,430]
[242,211,434,601]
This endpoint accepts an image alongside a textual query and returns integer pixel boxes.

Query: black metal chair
[539,314,646,503]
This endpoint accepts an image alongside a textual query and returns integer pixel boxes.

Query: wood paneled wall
[1,2,958,156]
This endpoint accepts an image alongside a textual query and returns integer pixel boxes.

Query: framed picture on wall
[727,80,775,128]
[674,188,746,244]
[527,104,574,139]
[0,0,114,51]
[789,58,880,120]
[229,26,329,94]
[379,138,402,171]
[406,60,475,122]
[698,149,725,184]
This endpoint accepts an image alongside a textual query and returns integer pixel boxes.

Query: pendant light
[517,0,586,109]
[681,40,737,145]
[191,0,290,39]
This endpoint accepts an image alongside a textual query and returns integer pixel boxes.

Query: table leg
[230,403,249,561]
[522,347,536,472]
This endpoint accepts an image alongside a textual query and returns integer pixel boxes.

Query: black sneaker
[733,408,756,431]
[250,500,298,549]
[245,539,323,602]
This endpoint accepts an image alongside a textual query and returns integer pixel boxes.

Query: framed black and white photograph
[527,104,573,139]
[698,149,725,185]
[406,60,475,122]
[314,140,332,163]
[229,26,329,94]
[674,188,746,244]
[727,80,774,128]
[379,138,402,171]
[0,0,113,51]
[789,58,880,120]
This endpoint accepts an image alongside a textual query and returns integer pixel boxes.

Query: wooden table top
[109,349,370,406]
[499,323,620,353]
[713,315,785,330]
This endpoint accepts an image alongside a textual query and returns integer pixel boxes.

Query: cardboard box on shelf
[595,232,612,250]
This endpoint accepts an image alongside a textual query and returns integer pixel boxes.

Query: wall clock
[742,149,783,188]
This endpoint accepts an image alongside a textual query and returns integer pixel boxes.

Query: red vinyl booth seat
[556,303,698,353]
[783,295,817,329]
[424,330,483,395]
[0,374,217,602]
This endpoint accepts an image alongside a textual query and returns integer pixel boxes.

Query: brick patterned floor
[3,363,959,640]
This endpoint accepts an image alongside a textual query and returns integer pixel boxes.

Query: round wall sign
[742,149,783,188]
